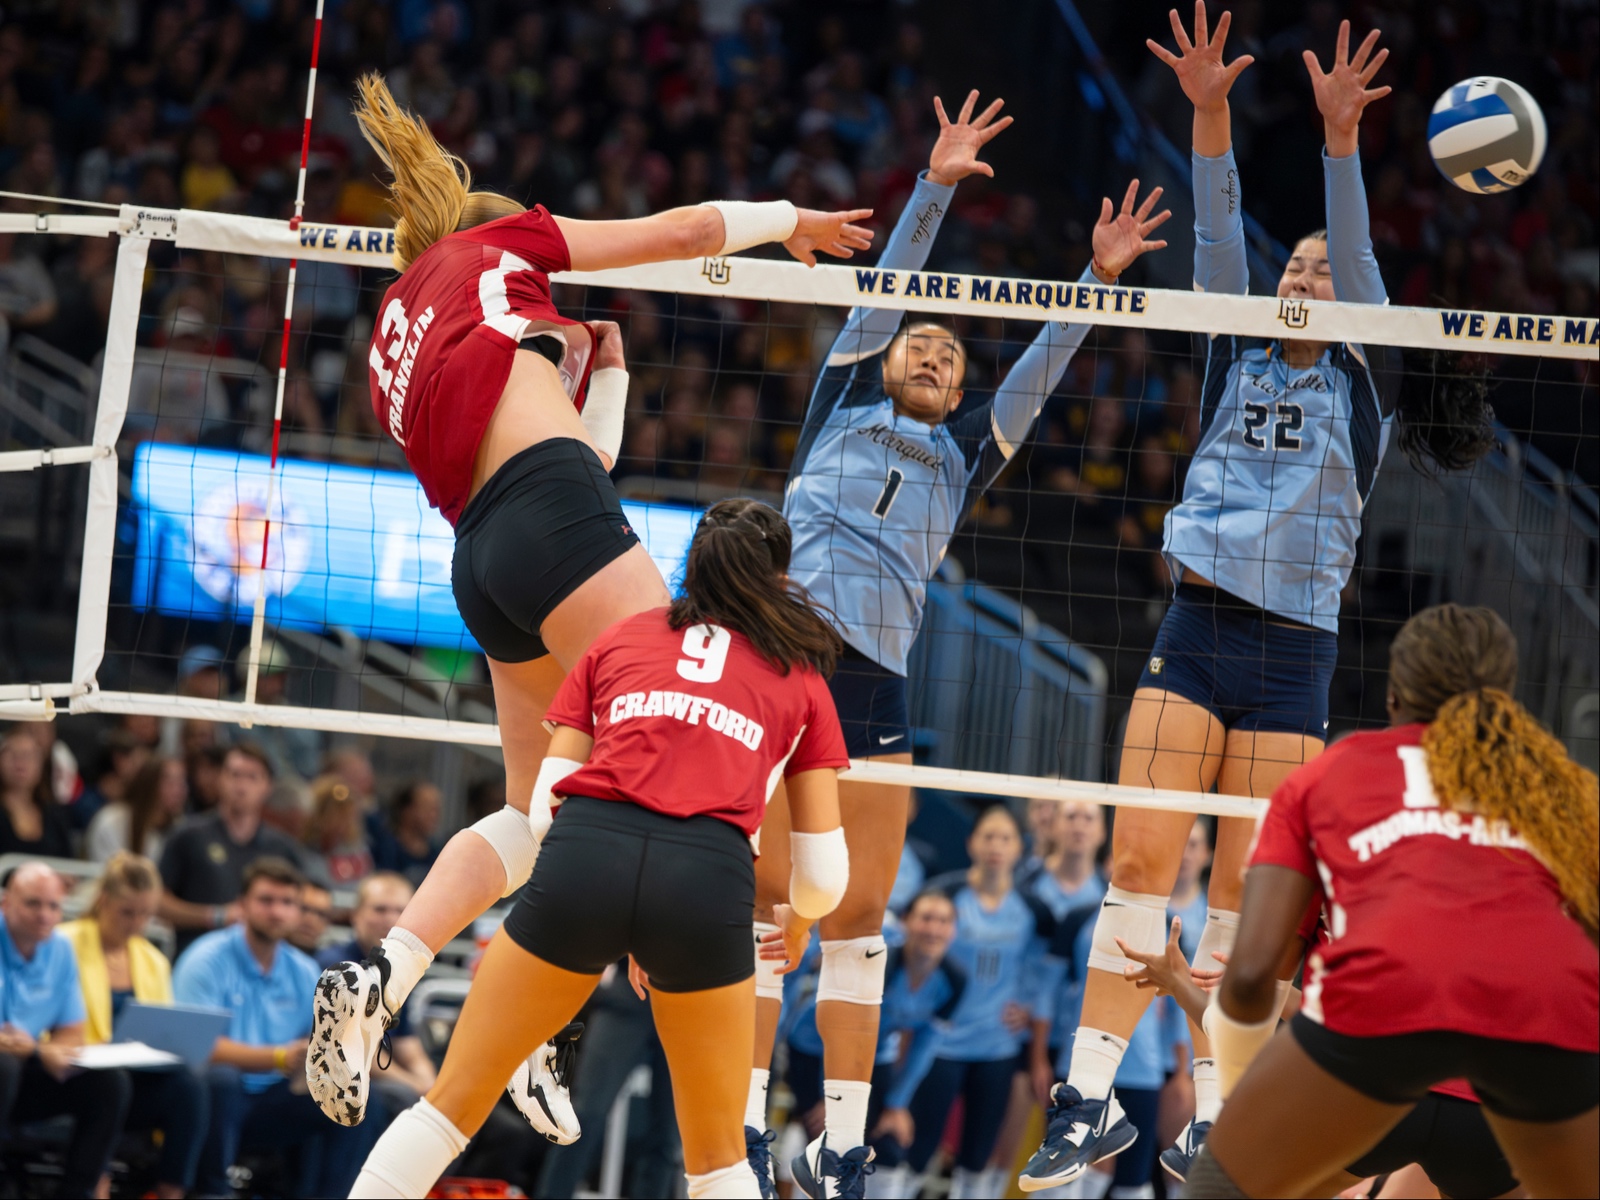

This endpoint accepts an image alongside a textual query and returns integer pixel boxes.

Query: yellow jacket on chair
[59,918,175,1045]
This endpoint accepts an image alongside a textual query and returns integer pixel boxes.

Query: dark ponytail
[668,498,843,677]
[1394,349,1496,477]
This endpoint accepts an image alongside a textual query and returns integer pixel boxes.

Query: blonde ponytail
[353,73,525,272]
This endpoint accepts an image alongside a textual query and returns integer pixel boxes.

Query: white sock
[745,1067,770,1130]
[379,928,434,1013]
[1084,1166,1114,1199]
[867,1163,913,1199]
[823,1078,872,1151]
[948,1167,983,1199]
[1193,1056,1221,1124]
[1108,1186,1155,1199]
[979,1166,1010,1197]
[686,1160,762,1198]
[1066,1027,1128,1102]
[349,1098,468,1199]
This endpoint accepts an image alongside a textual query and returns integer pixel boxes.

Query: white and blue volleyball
[1428,77,1546,194]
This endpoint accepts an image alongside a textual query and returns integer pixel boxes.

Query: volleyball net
[1,203,1595,819]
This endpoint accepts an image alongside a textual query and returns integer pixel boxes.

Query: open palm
[928,90,1013,186]
[1304,20,1391,140]
[1091,179,1171,278]
[1147,1,1254,112]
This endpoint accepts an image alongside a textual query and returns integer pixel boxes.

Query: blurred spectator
[0,226,58,337]
[72,728,152,833]
[159,644,227,761]
[316,873,436,1106]
[1167,819,1213,964]
[0,862,131,1199]
[124,305,232,444]
[60,852,208,1199]
[173,857,380,1196]
[158,743,308,954]
[224,641,324,783]
[185,744,226,813]
[1020,801,1107,921]
[0,726,74,859]
[19,723,80,810]
[303,775,375,885]
[290,880,334,955]
[372,780,443,887]
[324,746,378,813]
[85,753,188,864]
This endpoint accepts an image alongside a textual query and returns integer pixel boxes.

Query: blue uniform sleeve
[822,172,956,369]
[986,266,1099,455]
[1322,150,1387,306]
[1027,953,1068,1028]
[1192,149,1248,296]
[886,1017,945,1109]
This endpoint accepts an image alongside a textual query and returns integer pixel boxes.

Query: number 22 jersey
[543,608,850,841]
[365,206,595,526]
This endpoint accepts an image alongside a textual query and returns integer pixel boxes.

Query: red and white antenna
[241,0,326,722]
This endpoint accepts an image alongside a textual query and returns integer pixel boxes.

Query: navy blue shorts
[829,645,910,758]
[1136,583,1337,738]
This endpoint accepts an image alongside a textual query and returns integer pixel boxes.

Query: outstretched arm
[827,90,1012,367]
[554,204,873,273]
[1149,2,1253,296]
[1306,21,1392,306]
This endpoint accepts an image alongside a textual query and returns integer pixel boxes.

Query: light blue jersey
[1164,149,1402,632]
[785,174,1096,674]
[926,872,1057,1062]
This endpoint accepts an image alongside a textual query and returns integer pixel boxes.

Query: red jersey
[1252,723,1597,1051]
[543,609,851,840]
[366,207,594,525]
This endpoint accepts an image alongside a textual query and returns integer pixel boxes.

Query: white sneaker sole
[507,1049,581,1145]
[308,963,383,1126]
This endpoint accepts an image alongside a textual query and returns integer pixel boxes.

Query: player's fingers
[957,88,978,125]
[978,113,1014,143]
[1193,0,1208,49]
[1212,9,1232,56]
[933,95,950,128]
[1225,54,1256,85]
[1360,47,1389,85]
[1169,915,1183,943]
[1098,195,1114,226]
[974,97,1005,129]
[1169,8,1193,55]
[1143,208,1174,233]
[1142,238,1170,254]
[1351,27,1381,72]
[973,161,995,178]
[1120,177,1140,214]
[1134,183,1163,219]
[1147,38,1180,67]
[1335,18,1350,66]
[1299,48,1322,80]
[1364,85,1393,104]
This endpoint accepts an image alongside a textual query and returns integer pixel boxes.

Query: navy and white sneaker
[508,1021,584,1144]
[745,1126,778,1200]
[792,1133,875,1199]
[1016,1084,1138,1193]
[1158,1117,1211,1182]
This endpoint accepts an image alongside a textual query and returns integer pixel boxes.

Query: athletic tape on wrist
[789,827,849,919]
[1194,907,1241,970]
[1086,886,1170,973]
[580,368,626,463]
[705,199,799,255]
[470,804,542,897]
[529,756,580,844]
[816,935,888,1006]
[1202,997,1278,1098]
[752,921,784,1001]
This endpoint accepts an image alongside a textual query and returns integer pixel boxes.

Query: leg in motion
[1481,1106,1598,1198]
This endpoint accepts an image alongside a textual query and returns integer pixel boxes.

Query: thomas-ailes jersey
[365,206,594,526]
[543,609,850,840]
[1253,724,1597,1051]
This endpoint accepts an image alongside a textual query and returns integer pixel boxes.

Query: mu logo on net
[1278,298,1310,330]
[702,257,732,285]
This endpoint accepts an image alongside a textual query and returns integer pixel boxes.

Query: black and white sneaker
[792,1133,875,1200]
[1159,1117,1211,1182]
[745,1125,778,1200]
[1016,1084,1138,1192]
[307,952,394,1126]
[508,1021,583,1144]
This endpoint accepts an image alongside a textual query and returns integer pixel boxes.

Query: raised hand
[1117,916,1190,994]
[1147,1,1254,114]
[1304,20,1391,156]
[1091,179,1171,280]
[928,90,1014,187]
[784,207,875,267]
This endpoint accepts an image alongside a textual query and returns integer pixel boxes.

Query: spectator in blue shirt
[174,856,381,1196]
[0,862,132,1199]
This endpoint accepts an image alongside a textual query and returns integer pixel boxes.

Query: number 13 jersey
[543,608,849,841]
[365,206,595,526]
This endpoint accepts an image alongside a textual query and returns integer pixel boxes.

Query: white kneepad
[470,806,542,898]
[1087,886,1170,974]
[752,922,785,1002]
[1194,907,1240,969]
[815,935,888,1006]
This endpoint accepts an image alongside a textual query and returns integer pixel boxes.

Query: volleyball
[1427,76,1547,193]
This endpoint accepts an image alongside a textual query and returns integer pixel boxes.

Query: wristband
[273,1045,289,1074]
[580,368,627,464]
[1091,258,1119,283]
[704,200,799,255]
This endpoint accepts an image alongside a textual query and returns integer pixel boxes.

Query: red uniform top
[366,207,594,525]
[543,609,851,840]
[1253,723,1597,1051]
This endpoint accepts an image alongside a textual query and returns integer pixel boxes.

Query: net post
[68,232,150,711]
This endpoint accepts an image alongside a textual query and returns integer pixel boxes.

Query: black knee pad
[1184,1144,1250,1199]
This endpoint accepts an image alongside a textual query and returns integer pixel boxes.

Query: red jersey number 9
[677,625,731,683]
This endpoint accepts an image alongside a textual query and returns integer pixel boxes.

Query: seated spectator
[60,853,208,1199]
[302,775,374,885]
[289,880,334,955]
[186,744,226,813]
[0,726,74,859]
[173,858,380,1196]
[371,781,443,886]
[316,873,436,1107]
[70,729,150,833]
[85,754,188,864]
[159,644,226,759]
[158,743,308,954]
[0,862,132,1199]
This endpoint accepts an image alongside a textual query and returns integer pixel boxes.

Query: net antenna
[240,0,327,725]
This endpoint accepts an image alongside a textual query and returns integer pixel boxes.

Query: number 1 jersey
[543,609,850,841]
